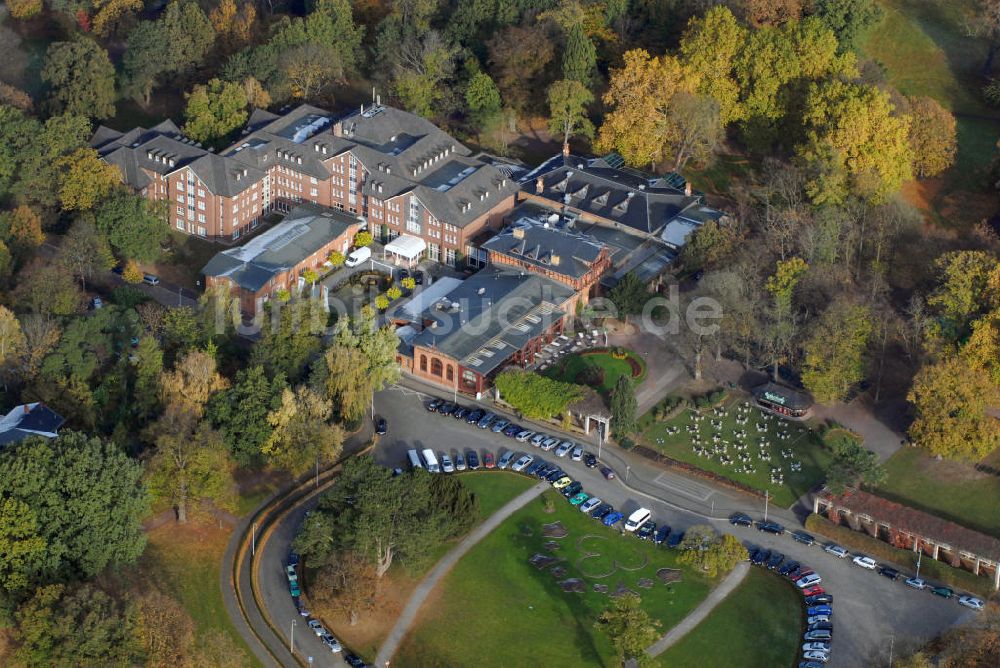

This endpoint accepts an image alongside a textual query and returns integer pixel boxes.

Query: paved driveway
[372,387,971,668]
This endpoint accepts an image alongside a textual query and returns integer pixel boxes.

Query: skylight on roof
[277,115,331,143]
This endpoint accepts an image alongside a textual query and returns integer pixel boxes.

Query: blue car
[503,423,521,437]
[602,511,624,527]
[491,419,510,433]
[653,525,671,545]
[477,413,496,428]
[590,503,613,520]
[807,605,833,616]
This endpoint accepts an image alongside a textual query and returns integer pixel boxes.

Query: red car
[801,586,825,597]
[483,452,496,469]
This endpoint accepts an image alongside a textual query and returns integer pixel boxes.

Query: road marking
[653,472,715,502]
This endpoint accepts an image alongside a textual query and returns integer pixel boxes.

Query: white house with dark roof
[0,403,64,446]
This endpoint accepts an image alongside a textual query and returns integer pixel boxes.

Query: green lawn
[543,349,647,396]
[655,568,802,668]
[877,447,1000,538]
[640,398,832,508]
[396,490,715,667]
[460,470,538,520]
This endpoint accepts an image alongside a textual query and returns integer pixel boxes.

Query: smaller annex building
[752,381,813,419]
[400,265,577,395]
[0,403,64,446]
[202,202,362,319]
[816,489,1000,590]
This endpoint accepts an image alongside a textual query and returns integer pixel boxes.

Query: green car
[931,586,954,599]
[569,492,589,506]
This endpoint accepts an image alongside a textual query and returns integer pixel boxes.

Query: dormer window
[554,177,569,192]
[571,184,589,200]
[592,191,609,206]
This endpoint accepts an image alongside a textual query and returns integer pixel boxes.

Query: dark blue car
[590,503,613,520]
[653,525,671,544]
[466,451,480,470]
[503,423,521,437]
[667,531,685,548]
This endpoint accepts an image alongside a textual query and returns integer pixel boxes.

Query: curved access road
[374,481,548,666]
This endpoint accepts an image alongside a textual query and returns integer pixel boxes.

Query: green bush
[495,369,583,420]
[110,285,149,308]
[619,436,636,450]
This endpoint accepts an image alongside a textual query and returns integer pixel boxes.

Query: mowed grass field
[655,568,803,668]
[543,349,647,396]
[395,490,715,667]
[877,447,1000,538]
[641,398,832,508]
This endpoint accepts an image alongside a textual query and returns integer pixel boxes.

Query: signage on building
[763,391,787,406]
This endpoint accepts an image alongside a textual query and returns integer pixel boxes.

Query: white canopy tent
[383,234,427,266]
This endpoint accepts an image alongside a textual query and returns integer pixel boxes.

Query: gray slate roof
[0,403,64,446]
[412,266,575,375]
[520,153,718,237]
[482,221,605,281]
[202,203,358,292]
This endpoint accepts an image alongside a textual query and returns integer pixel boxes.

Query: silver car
[530,433,548,447]
[497,450,516,469]
[541,437,559,451]
[511,454,533,472]
[554,441,573,457]
[570,445,584,461]
[440,454,455,473]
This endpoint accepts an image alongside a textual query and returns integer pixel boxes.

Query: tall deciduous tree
[0,431,148,585]
[55,148,121,212]
[547,79,594,155]
[41,39,116,120]
[314,550,380,626]
[801,301,874,403]
[0,498,47,597]
[0,305,26,387]
[183,78,250,143]
[679,4,746,125]
[94,189,167,262]
[251,298,324,382]
[159,348,229,417]
[264,385,344,474]
[12,259,85,316]
[610,375,638,437]
[668,91,724,170]
[905,96,957,179]
[56,219,115,291]
[394,31,457,119]
[926,251,998,343]
[487,24,555,113]
[207,365,287,467]
[465,71,502,125]
[824,432,886,494]
[0,205,45,259]
[596,593,660,666]
[811,0,883,52]
[908,355,1000,460]
[799,80,912,204]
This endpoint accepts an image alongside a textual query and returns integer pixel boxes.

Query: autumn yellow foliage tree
[595,49,694,168]
[679,5,746,125]
[5,0,42,19]
[92,0,144,37]
[210,0,257,52]
[905,96,957,178]
[55,148,121,212]
[123,259,144,283]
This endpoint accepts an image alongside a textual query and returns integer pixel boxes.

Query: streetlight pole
[764,489,770,523]
[915,549,922,580]
[290,619,296,654]
[315,458,319,488]
[625,465,631,483]
[251,522,257,557]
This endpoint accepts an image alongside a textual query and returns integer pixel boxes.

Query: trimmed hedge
[495,369,584,420]
[804,514,994,598]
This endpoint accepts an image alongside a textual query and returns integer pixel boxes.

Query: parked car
[749,549,766,565]
[545,469,566,482]
[807,605,833,617]
[571,445,584,461]
[778,561,800,577]
[344,654,366,668]
[905,577,926,590]
[637,521,657,541]
[413,271,424,285]
[483,451,495,469]
[792,530,815,546]
[959,596,985,610]
[602,511,624,527]
[525,460,544,476]
[800,662,826,668]
[289,580,301,596]
[294,597,309,617]
[552,476,572,490]
[653,525,671,545]
[756,520,785,535]
[804,594,833,606]
[503,423,521,437]
[466,408,484,424]
[142,273,160,285]
[516,430,535,442]
[535,464,553,479]
[375,417,387,435]
[452,406,469,420]
[878,565,900,581]
[803,629,833,641]
[477,413,496,428]
[801,586,826,597]
[466,451,480,470]
[803,642,832,653]
[823,543,849,558]
[590,504,613,520]
[807,621,833,633]
[802,650,830,663]
[666,532,685,548]
[541,437,559,451]
[497,450,516,470]
[511,454,533,472]
[579,497,602,513]
[555,441,573,458]
[561,481,583,497]
[454,452,466,471]
[530,433,548,447]
[91,296,104,309]
[624,508,652,532]
[308,620,326,636]
[285,565,298,582]
[600,466,616,480]
[584,453,598,468]
[766,552,785,570]
[931,586,954,599]
[569,492,589,506]
[440,454,455,473]
[796,574,822,589]
[729,513,753,527]
[491,419,510,433]
[438,402,456,416]
[321,634,343,652]
[426,398,442,412]
[852,555,877,570]
[287,552,300,567]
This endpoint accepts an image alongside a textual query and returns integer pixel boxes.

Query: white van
[344,246,371,268]
[407,449,423,471]
[421,448,440,473]
[624,508,651,532]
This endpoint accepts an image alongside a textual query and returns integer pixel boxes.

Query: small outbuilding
[752,381,813,419]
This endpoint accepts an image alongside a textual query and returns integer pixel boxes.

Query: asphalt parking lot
[371,386,973,668]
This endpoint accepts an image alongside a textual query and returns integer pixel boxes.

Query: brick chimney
[536,177,544,194]
[551,254,561,266]
[332,120,343,137]
[684,180,692,196]
[512,227,525,239]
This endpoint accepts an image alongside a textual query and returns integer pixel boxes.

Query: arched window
[431,358,443,376]
[419,355,427,372]
[446,366,454,382]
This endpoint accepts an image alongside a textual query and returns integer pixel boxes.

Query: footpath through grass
[877,447,1000,538]
[310,472,536,657]
[655,568,802,668]
[640,397,832,508]
[396,490,715,667]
